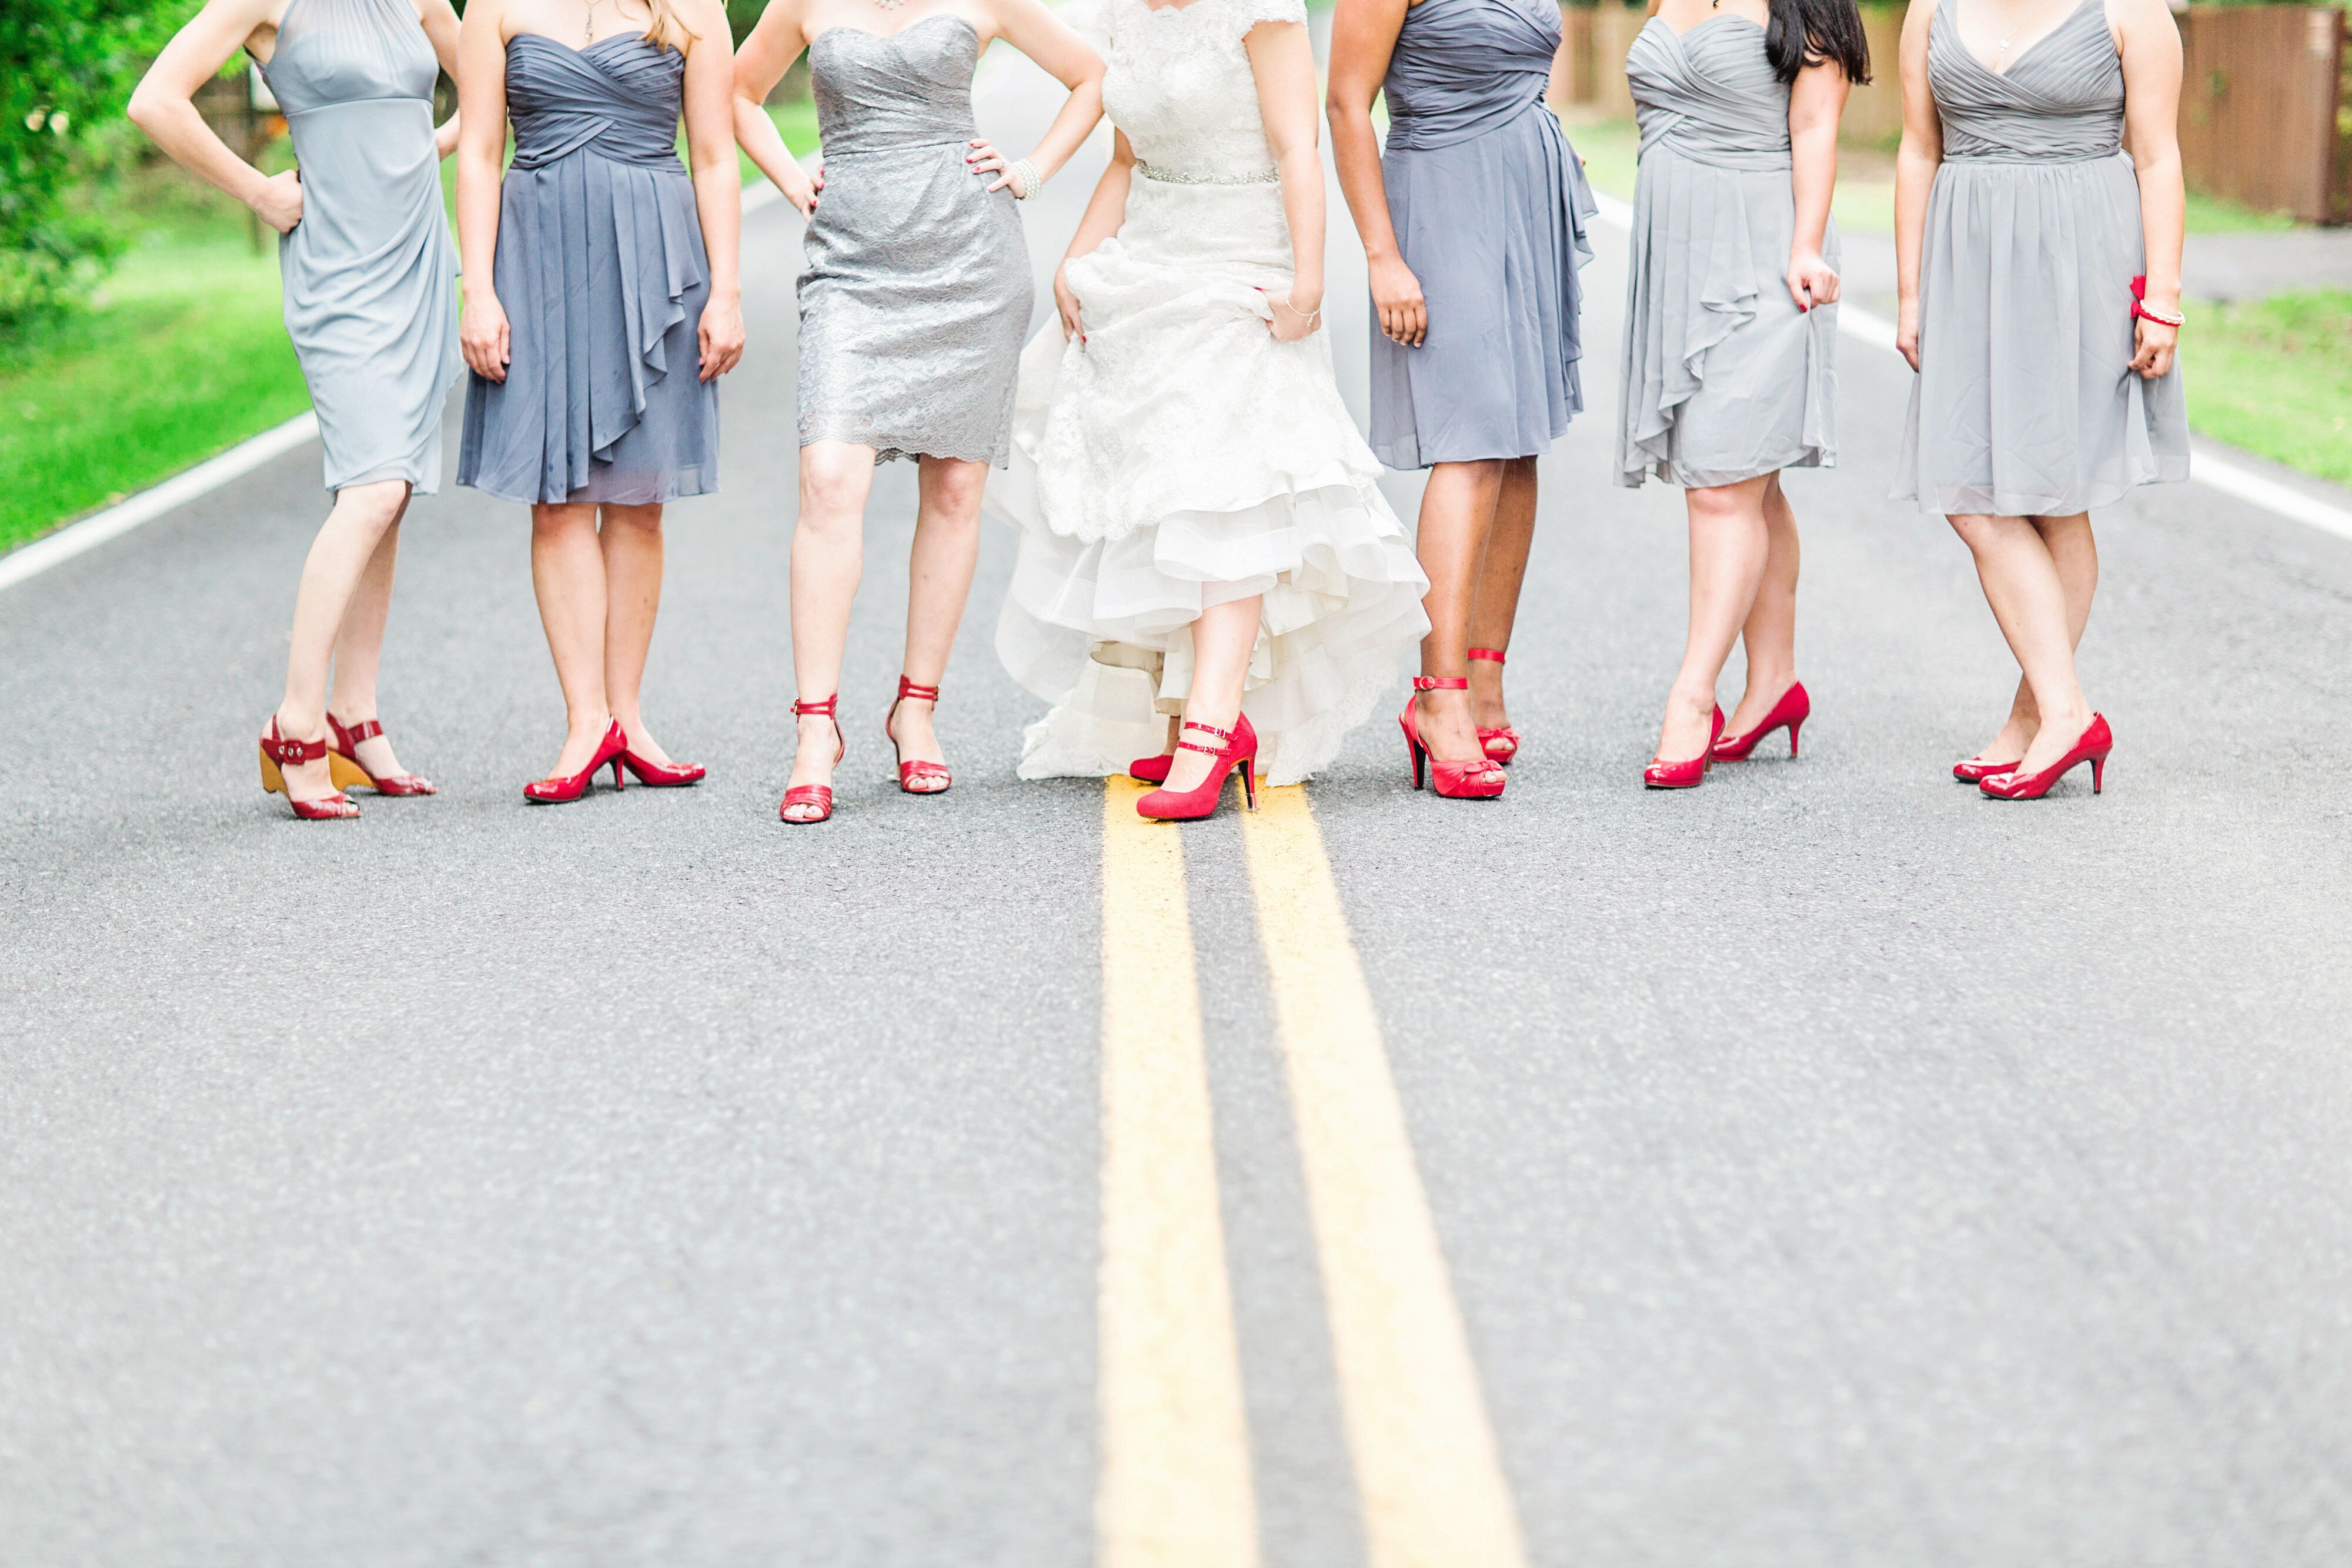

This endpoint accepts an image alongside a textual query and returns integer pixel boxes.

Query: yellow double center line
[1097,778,1528,1568]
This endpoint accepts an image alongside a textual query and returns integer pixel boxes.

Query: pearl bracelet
[1010,158,1041,201]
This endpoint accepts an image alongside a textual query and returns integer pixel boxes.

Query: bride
[991,0,1429,820]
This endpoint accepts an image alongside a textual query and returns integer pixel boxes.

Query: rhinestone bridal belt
[1135,160,1281,186]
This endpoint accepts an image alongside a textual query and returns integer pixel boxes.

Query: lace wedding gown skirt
[991,175,1429,785]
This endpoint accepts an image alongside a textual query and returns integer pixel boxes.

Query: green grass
[1,100,823,556]
[2185,289,2352,487]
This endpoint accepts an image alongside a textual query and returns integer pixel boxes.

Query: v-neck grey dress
[1893,0,2187,516]
[795,16,1030,465]
[259,0,462,494]
[1616,15,1836,489]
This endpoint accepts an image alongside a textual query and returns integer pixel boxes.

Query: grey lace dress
[796,16,1031,464]
[1616,15,1836,489]
[1893,0,2187,516]
[457,32,719,506]
[258,0,462,494]
[1367,0,1596,470]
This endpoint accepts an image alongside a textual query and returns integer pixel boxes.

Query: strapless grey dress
[797,16,1031,465]
[458,33,719,506]
[258,0,462,494]
[1894,0,2187,516]
[1617,15,1836,489]
[1367,0,1595,470]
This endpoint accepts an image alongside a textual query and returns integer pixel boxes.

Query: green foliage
[2186,289,2352,487]
[0,1,195,332]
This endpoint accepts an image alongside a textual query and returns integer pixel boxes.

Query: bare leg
[1947,510,2096,775]
[1466,456,1538,736]
[784,440,875,821]
[1969,510,2097,764]
[529,501,614,778]
[275,479,410,802]
[1656,476,1772,761]
[323,489,425,781]
[1414,458,1506,762]
[888,456,988,787]
[1725,471,1800,735]
[597,502,674,764]
[1159,594,1265,794]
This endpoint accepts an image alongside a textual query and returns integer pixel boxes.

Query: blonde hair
[639,0,701,52]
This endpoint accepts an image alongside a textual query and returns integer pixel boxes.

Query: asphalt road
[5,48,2351,1568]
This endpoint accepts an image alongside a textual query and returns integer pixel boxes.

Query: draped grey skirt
[1367,108,1596,470]
[796,139,1030,465]
[459,151,719,506]
[1894,151,2187,517]
[1616,143,1837,489]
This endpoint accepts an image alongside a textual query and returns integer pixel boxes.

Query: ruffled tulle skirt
[988,179,1429,786]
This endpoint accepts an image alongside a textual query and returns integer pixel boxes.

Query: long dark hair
[1765,0,1873,86]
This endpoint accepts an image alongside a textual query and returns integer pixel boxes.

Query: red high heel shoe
[780,694,845,824]
[884,676,951,795]
[1136,714,1258,821]
[260,717,361,820]
[1979,714,2111,800]
[1952,754,2021,783]
[523,719,627,804]
[1712,681,1809,761]
[1399,677,1506,799]
[619,744,705,787]
[1643,704,1725,789]
[1467,647,1521,764]
[325,712,436,795]
[1128,753,1174,784]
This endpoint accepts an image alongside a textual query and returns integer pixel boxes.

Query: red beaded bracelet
[2130,275,2185,329]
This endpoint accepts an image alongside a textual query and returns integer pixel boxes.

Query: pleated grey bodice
[1381,0,1561,151]
[1929,0,2123,162]
[810,17,979,155]
[505,31,686,171]
[1627,16,1790,172]
[256,0,460,493]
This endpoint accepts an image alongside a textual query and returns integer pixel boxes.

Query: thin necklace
[582,0,602,44]
[1993,0,2062,60]
[869,0,910,11]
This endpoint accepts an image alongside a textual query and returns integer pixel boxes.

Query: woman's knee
[800,447,873,518]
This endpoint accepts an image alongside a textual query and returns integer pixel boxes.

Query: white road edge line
[1582,185,2352,543]
[0,179,793,602]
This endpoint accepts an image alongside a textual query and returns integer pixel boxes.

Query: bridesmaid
[455,0,744,803]
[131,0,465,820]
[1893,0,2186,800]
[1328,0,1596,800]
[1616,0,1869,790]
[731,0,1104,825]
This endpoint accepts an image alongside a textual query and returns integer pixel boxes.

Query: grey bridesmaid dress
[458,32,719,505]
[259,0,462,494]
[796,16,1031,465]
[1367,0,1596,470]
[1616,15,1836,489]
[1894,0,2187,516]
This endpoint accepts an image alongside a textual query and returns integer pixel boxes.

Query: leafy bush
[0,1,191,333]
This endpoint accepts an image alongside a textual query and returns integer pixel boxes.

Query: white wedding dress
[990,0,1431,786]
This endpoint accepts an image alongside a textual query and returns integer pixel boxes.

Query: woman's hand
[250,168,302,233]
[699,291,746,380]
[1896,296,1922,373]
[461,286,511,382]
[776,162,818,220]
[2130,315,2178,379]
[966,138,1027,196]
[1264,288,1321,343]
[1368,253,1425,347]
[1786,247,1840,313]
[1053,262,1084,343]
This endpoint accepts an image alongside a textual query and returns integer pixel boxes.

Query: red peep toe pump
[523,719,627,804]
[1136,714,1258,821]
[326,712,436,796]
[1467,647,1521,764]
[1399,677,1506,799]
[260,717,361,820]
[884,676,951,795]
[780,694,845,824]
[1712,681,1809,761]
[1643,704,1725,789]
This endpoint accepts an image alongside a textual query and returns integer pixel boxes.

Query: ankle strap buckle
[1412,676,1469,693]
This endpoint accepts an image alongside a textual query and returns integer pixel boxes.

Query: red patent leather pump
[1643,704,1725,789]
[1979,714,2111,800]
[523,719,627,804]
[1712,681,1809,761]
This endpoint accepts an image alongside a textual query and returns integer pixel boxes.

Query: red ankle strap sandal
[884,675,952,796]
[781,694,845,824]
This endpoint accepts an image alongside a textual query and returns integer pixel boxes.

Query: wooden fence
[1549,1,2351,223]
